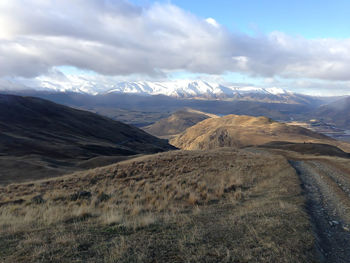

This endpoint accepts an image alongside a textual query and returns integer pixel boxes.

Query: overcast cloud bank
[1,0,350,94]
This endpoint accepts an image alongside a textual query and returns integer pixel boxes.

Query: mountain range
[105,80,289,99]
[1,80,335,105]
[2,81,350,131]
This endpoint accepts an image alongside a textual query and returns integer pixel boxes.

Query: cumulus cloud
[1,0,350,83]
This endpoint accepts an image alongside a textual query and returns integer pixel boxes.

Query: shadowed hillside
[312,96,350,129]
[260,141,350,158]
[143,108,218,138]
[0,94,175,183]
[170,114,350,151]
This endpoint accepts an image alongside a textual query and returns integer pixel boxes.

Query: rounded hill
[170,114,336,150]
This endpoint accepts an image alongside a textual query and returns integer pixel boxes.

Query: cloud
[1,0,350,83]
[205,18,219,28]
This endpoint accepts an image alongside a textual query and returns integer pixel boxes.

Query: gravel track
[290,160,350,263]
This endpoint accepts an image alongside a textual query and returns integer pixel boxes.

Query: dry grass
[0,148,315,262]
[170,114,350,152]
[143,108,219,138]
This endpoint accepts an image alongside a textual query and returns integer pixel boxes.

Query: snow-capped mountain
[4,77,315,104]
[100,80,321,105]
[104,80,289,99]
[1,77,289,98]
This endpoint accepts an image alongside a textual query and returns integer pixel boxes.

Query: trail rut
[290,160,350,263]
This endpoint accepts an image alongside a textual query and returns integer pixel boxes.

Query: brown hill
[170,114,349,151]
[0,94,175,183]
[142,108,218,138]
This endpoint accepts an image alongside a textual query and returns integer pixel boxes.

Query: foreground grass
[0,148,315,262]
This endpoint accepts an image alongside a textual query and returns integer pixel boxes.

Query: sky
[133,0,350,38]
[1,0,350,95]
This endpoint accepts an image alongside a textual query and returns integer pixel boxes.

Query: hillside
[260,141,350,158]
[312,96,350,129]
[143,108,218,138]
[170,114,350,151]
[0,148,315,262]
[0,94,174,183]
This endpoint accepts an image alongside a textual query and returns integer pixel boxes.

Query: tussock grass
[0,148,315,262]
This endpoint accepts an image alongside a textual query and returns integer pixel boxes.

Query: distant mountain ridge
[103,80,315,104]
[2,79,327,104]
[105,80,288,97]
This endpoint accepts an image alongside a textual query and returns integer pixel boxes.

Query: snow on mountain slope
[1,76,294,100]
[105,80,289,98]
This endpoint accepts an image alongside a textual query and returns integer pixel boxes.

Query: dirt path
[290,160,350,263]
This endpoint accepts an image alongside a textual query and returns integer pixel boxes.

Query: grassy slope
[143,108,218,138]
[0,148,315,262]
[0,94,173,156]
[0,94,174,184]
